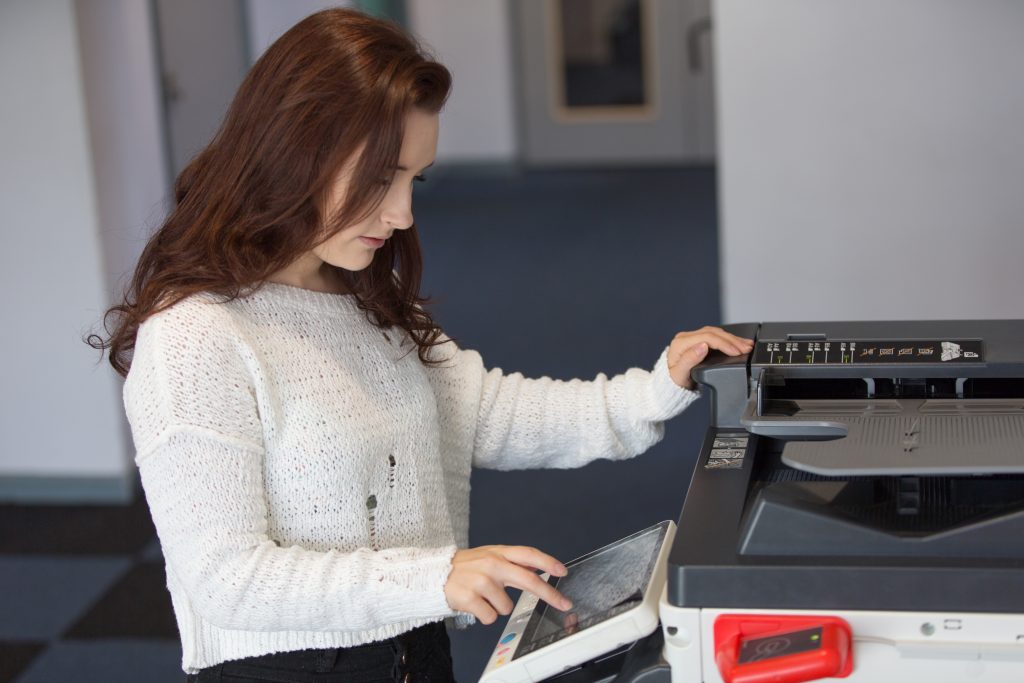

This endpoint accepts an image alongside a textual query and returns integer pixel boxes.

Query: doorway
[514,0,715,165]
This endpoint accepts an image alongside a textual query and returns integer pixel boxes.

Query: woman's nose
[382,190,414,231]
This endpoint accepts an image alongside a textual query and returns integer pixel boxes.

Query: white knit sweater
[123,282,698,673]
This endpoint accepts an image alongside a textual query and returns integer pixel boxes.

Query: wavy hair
[91,8,452,376]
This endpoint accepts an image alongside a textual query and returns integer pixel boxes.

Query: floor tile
[64,562,178,639]
[0,557,131,639]
[0,495,155,555]
[0,642,47,683]
[139,536,163,562]
[13,640,184,683]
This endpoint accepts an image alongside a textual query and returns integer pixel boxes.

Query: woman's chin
[327,255,374,272]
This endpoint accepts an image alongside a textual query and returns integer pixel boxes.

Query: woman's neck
[267,253,350,294]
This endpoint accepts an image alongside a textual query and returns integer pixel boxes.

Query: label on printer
[753,339,984,365]
[706,433,748,469]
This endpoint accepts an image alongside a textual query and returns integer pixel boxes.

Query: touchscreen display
[512,522,668,660]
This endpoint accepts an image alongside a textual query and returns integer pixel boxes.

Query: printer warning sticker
[706,458,743,470]
[706,434,748,470]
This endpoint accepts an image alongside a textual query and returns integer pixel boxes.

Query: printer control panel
[752,339,984,365]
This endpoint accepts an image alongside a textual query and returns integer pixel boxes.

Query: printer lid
[702,320,1024,476]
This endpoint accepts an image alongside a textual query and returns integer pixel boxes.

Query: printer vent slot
[763,377,1024,402]
[764,378,871,400]
[962,377,1024,399]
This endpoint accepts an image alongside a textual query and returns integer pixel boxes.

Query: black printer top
[672,319,1024,614]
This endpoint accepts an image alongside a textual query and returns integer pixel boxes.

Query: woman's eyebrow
[395,161,435,172]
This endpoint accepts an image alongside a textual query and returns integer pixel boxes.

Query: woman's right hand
[444,546,573,624]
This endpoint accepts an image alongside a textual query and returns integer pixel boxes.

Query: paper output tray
[739,483,1024,558]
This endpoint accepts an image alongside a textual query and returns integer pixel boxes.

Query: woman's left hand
[667,326,754,390]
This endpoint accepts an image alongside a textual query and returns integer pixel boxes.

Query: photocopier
[547,320,1024,683]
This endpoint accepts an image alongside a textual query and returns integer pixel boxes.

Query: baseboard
[0,473,138,505]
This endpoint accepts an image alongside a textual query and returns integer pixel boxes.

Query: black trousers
[185,622,456,683]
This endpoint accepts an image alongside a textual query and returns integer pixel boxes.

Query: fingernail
[696,343,708,356]
[563,600,573,610]
[557,563,568,575]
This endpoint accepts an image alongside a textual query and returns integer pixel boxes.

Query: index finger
[492,545,568,577]
[721,333,755,354]
[680,330,748,357]
[503,564,573,612]
[702,326,754,348]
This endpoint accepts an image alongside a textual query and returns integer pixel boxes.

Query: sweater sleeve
[424,338,700,471]
[124,300,456,632]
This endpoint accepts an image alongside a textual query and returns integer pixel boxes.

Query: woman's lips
[359,236,386,248]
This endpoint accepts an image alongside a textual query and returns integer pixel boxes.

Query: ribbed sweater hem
[181,614,455,673]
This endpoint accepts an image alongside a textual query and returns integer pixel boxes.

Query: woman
[94,8,751,682]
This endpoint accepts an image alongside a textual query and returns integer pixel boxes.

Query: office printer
[553,320,1024,683]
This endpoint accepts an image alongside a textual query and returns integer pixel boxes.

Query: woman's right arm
[136,430,456,631]
[125,300,455,633]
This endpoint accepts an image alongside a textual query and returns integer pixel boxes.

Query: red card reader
[714,614,853,683]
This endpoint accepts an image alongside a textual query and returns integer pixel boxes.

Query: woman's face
[314,107,439,272]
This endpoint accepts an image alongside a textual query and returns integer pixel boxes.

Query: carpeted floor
[0,165,720,682]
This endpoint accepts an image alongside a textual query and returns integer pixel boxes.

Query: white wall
[76,0,169,298]
[247,1,518,162]
[0,0,130,489]
[715,0,1024,323]
[246,0,352,61]
[0,0,514,500]
[407,0,518,162]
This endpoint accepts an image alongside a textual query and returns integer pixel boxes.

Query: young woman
[94,8,752,682]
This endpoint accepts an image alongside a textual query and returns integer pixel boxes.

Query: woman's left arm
[425,327,752,471]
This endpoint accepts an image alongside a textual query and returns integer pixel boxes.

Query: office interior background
[2,0,1023,681]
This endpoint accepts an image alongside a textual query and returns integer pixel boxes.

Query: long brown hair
[91,8,452,376]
